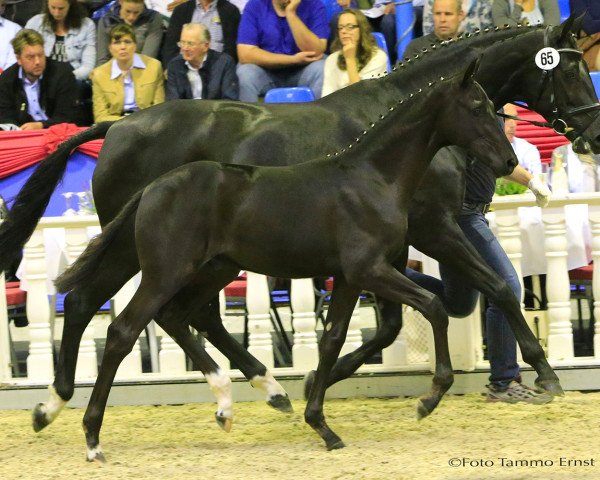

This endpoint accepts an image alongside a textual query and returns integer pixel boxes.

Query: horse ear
[558,13,585,43]
[461,56,481,88]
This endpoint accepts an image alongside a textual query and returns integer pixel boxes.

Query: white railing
[2,193,600,385]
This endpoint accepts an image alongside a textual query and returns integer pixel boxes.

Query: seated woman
[25,0,96,80]
[322,8,389,97]
[91,23,164,122]
[492,0,560,27]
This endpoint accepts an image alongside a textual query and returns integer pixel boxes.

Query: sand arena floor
[0,391,599,480]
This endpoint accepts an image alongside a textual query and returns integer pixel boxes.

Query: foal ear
[558,13,585,43]
[460,56,481,88]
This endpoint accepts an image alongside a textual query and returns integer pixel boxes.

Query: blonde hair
[11,29,44,56]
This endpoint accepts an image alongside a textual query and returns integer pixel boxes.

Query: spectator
[330,0,396,63]
[91,23,164,121]
[166,22,238,99]
[322,8,388,96]
[422,0,492,35]
[571,0,600,71]
[162,0,240,66]
[237,0,328,102]
[492,0,560,27]
[504,103,542,178]
[550,144,600,192]
[25,0,96,81]
[96,0,163,66]
[0,29,80,129]
[2,0,43,27]
[402,0,464,58]
[0,0,22,72]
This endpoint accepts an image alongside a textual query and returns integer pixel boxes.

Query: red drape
[515,107,570,164]
[0,123,104,179]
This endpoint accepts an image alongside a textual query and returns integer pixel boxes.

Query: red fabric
[224,280,247,297]
[6,286,26,305]
[569,264,594,281]
[0,124,105,179]
[515,107,570,164]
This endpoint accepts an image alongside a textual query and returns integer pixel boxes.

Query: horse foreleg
[357,262,454,419]
[33,248,138,433]
[190,299,292,413]
[304,277,362,450]
[413,224,563,396]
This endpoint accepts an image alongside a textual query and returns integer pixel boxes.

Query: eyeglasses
[111,39,135,46]
[177,41,204,48]
[338,24,359,32]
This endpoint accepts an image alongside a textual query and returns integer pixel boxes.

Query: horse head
[521,15,600,154]
[440,57,518,178]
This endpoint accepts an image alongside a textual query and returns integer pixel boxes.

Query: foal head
[437,58,518,178]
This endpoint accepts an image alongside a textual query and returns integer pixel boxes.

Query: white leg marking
[250,371,287,401]
[41,385,67,422]
[86,444,103,462]
[206,370,233,419]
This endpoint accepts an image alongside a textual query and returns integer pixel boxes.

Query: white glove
[528,178,551,208]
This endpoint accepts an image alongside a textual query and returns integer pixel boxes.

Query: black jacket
[162,0,240,67]
[166,50,238,100]
[0,59,80,127]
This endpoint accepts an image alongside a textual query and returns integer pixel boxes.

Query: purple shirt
[237,0,328,55]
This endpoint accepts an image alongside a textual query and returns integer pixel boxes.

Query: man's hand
[336,0,351,7]
[384,3,395,14]
[285,0,301,14]
[293,51,323,64]
[20,122,44,130]
[528,178,551,207]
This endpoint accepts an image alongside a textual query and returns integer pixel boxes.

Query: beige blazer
[91,54,164,122]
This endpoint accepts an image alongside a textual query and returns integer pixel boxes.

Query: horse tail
[55,188,144,293]
[0,121,115,273]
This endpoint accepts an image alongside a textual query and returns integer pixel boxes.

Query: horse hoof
[86,447,106,464]
[535,379,564,396]
[303,370,316,400]
[416,400,431,420]
[215,413,233,433]
[267,394,293,413]
[32,404,50,433]
[326,439,346,451]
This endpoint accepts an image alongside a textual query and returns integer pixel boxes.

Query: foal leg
[411,220,563,395]
[190,299,292,413]
[304,278,361,450]
[33,245,139,432]
[355,262,454,419]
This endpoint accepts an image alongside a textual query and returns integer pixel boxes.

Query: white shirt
[322,48,389,97]
[111,53,146,112]
[0,16,22,72]
[185,57,205,99]
[511,136,542,178]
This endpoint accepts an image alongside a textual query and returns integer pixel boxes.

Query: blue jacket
[166,50,238,101]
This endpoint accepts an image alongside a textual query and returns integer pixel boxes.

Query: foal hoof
[32,404,50,433]
[326,438,346,451]
[267,394,293,413]
[303,370,316,400]
[535,379,565,397]
[215,413,233,433]
[416,400,431,420]
[86,447,106,464]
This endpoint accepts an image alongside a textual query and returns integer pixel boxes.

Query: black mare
[55,58,518,459]
[0,18,598,437]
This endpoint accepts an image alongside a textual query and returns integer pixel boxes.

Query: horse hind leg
[190,298,292,413]
[32,245,139,433]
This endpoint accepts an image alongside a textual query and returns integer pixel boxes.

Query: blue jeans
[237,60,326,102]
[406,209,521,389]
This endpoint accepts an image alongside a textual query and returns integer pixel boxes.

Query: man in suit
[91,23,164,122]
[162,0,240,67]
[166,22,238,100]
[0,28,80,130]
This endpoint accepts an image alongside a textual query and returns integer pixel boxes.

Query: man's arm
[285,0,326,53]
[237,43,321,67]
[0,73,22,125]
[220,56,239,100]
[505,164,550,207]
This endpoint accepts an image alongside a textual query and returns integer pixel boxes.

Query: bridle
[497,26,600,140]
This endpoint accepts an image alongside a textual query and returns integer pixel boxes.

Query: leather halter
[497,27,600,139]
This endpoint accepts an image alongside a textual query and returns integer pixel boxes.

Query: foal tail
[55,188,144,293]
[0,121,116,273]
